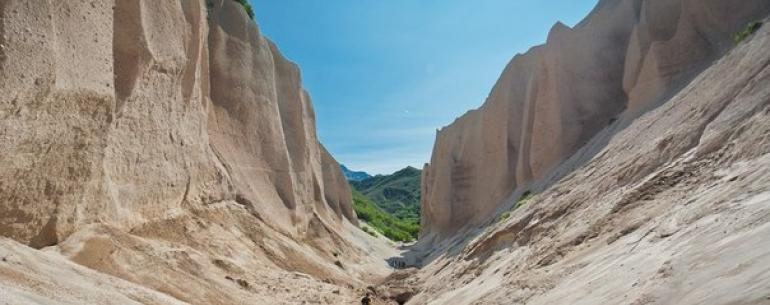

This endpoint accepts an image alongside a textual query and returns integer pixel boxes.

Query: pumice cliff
[397,0,770,304]
[3,0,770,304]
[0,1,388,304]
[420,0,770,244]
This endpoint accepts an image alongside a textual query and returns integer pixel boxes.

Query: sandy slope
[0,237,187,305]
[0,219,399,305]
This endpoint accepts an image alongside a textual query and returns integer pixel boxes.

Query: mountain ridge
[340,164,373,181]
[352,166,421,221]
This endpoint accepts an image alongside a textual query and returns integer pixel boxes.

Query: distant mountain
[351,166,421,221]
[340,165,372,181]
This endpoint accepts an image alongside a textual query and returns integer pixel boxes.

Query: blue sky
[251,0,597,175]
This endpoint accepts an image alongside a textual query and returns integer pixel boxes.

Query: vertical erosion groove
[113,0,147,111]
[180,0,202,103]
[0,0,7,66]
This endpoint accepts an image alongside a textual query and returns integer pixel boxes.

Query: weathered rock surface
[3,0,770,304]
[0,237,189,305]
[408,10,770,305]
[0,0,383,304]
[420,0,770,243]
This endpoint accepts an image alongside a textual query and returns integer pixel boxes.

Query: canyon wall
[420,0,770,242]
[0,0,355,247]
[408,17,770,304]
[0,1,379,304]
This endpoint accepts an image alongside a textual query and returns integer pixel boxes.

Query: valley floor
[0,220,401,305]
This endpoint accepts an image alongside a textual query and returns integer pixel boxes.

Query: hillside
[352,190,419,242]
[352,166,422,220]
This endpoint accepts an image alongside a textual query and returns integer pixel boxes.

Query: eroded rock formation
[420,0,770,242]
[3,0,770,304]
[409,18,770,304]
[0,1,384,304]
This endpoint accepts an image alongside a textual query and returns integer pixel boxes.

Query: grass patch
[361,226,377,237]
[353,189,419,242]
[498,211,512,223]
[498,191,535,223]
[233,0,255,20]
[516,191,533,208]
[734,21,762,44]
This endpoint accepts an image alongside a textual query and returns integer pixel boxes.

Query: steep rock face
[420,0,770,242]
[408,20,770,304]
[0,0,353,248]
[321,146,358,223]
[0,0,376,304]
[0,0,118,248]
[206,0,356,236]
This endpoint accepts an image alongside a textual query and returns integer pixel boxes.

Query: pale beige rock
[409,16,770,305]
[3,0,770,304]
[0,237,189,305]
[321,145,358,224]
[420,0,770,243]
[0,0,117,248]
[206,0,353,237]
[0,0,379,304]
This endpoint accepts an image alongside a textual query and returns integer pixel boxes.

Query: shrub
[498,211,511,223]
[516,191,533,208]
[734,21,762,44]
[498,191,535,223]
[361,226,377,237]
[233,0,255,20]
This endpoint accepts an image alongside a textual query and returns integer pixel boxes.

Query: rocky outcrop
[420,0,770,242]
[0,0,379,303]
